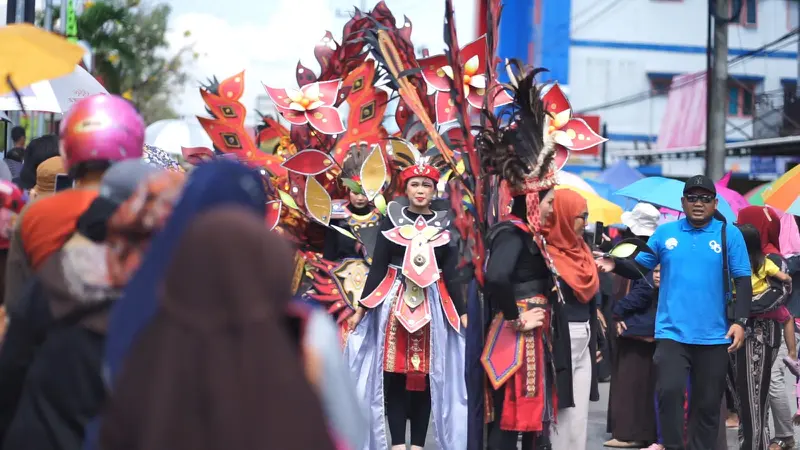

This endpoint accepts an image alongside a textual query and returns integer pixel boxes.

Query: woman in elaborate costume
[478,71,560,450]
[323,145,382,263]
[318,145,384,333]
[345,151,468,450]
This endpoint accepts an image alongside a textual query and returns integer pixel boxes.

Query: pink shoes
[640,445,664,450]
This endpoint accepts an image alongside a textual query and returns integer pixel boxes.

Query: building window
[789,0,799,30]
[648,73,676,96]
[727,80,757,117]
[731,0,757,26]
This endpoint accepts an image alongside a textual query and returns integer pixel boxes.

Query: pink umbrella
[716,172,750,216]
[777,208,800,256]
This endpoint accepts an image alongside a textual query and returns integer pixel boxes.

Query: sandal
[769,437,795,450]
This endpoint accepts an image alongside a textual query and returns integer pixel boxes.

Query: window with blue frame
[730,0,757,26]
[647,73,676,96]
[727,79,757,117]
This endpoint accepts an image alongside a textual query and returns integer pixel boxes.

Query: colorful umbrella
[715,172,750,216]
[745,182,771,206]
[0,24,85,96]
[614,176,737,222]
[764,164,800,216]
[555,185,623,225]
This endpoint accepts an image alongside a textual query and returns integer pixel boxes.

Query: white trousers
[770,339,795,439]
[551,321,592,450]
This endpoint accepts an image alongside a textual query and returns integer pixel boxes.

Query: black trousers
[384,372,431,446]
[653,339,729,450]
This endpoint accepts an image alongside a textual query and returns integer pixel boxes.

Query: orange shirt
[20,189,98,269]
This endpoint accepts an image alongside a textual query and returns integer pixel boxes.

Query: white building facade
[499,0,799,177]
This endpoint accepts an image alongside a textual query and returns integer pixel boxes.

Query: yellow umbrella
[0,23,85,96]
[556,185,624,225]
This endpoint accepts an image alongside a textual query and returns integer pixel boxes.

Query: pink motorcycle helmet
[58,94,145,172]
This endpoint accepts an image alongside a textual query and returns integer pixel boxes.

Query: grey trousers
[770,341,795,439]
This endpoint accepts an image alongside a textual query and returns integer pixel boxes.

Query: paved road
[412,373,799,449]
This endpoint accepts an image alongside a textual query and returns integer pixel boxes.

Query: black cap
[683,175,716,195]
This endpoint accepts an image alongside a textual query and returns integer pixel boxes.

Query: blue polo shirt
[635,218,751,345]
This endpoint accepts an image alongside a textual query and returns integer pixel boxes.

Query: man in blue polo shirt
[596,175,752,450]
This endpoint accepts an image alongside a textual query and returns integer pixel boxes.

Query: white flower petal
[552,130,573,148]
[441,65,454,80]
[463,55,479,75]
[469,74,487,89]
[288,102,307,111]
[286,88,304,103]
[302,82,320,101]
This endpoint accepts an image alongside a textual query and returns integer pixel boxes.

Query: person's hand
[593,250,615,273]
[727,323,745,353]
[517,308,546,332]
[460,314,468,329]
[347,308,365,331]
[596,350,603,363]
[616,320,627,336]
[597,310,607,333]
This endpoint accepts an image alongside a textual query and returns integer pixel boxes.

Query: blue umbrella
[599,160,645,189]
[614,176,737,222]
[585,178,635,210]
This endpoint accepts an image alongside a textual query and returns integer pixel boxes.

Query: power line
[576,29,799,114]
[570,0,614,25]
[571,0,630,34]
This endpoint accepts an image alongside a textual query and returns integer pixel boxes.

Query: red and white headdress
[476,61,607,233]
[389,139,447,188]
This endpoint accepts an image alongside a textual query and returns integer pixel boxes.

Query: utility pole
[706,0,728,181]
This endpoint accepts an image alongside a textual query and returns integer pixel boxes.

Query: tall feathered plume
[477,61,554,188]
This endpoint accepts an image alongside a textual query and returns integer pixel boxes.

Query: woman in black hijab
[98,207,337,450]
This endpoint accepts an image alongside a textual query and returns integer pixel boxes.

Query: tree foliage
[44,0,195,123]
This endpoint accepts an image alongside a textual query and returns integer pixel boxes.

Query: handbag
[749,254,790,315]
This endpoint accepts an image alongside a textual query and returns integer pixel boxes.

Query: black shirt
[322,204,373,261]
[360,211,465,315]
[484,224,551,320]
[558,280,592,323]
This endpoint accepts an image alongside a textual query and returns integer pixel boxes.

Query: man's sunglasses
[684,194,715,204]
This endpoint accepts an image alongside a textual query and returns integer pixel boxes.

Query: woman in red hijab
[544,189,601,450]
[738,206,781,255]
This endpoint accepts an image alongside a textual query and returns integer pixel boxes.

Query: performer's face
[406,177,435,209]
[538,190,555,227]
[349,190,369,209]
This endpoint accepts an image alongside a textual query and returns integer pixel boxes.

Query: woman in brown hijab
[98,207,336,450]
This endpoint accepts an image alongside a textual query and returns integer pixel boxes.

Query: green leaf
[374,194,387,214]
[277,190,299,210]
[330,224,356,240]
[342,178,364,194]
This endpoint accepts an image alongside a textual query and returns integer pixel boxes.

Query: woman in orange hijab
[544,189,601,450]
